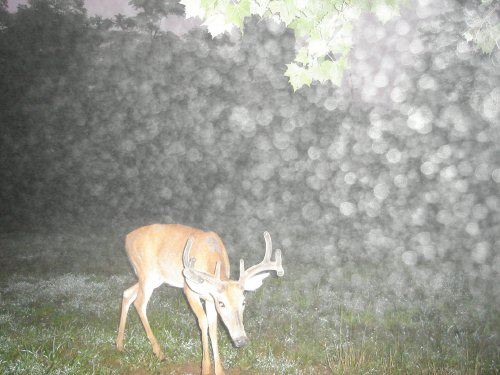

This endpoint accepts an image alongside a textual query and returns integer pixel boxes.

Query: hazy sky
[7,0,201,34]
[8,0,138,17]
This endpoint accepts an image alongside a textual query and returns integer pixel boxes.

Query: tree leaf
[289,17,315,37]
[180,0,206,19]
[295,47,309,65]
[203,13,234,36]
[250,0,270,17]
[269,0,298,25]
[312,57,347,86]
[284,62,313,91]
[463,30,474,42]
[226,0,250,28]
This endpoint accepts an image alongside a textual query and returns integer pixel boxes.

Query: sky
[7,0,201,34]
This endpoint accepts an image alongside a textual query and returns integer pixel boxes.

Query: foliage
[132,0,185,17]
[462,0,500,54]
[0,0,8,28]
[130,0,184,36]
[179,0,406,90]
[0,0,98,112]
[1,0,499,253]
[88,15,114,31]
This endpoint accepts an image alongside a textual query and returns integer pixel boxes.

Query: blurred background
[0,0,499,324]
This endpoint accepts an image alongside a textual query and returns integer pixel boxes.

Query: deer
[116,224,284,375]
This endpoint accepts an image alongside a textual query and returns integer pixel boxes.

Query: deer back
[125,224,230,289]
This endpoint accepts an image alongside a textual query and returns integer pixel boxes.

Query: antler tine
[263,231,272,261]
[182,235,224,287]
[182,236,195,268]
[214,261,221,281]
[239,231,271,277]
[239,258,245,276]
[239,232,285,283]
[183,236,207,284]
[275,248,284,277]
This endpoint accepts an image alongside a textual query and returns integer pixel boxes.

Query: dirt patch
[126,363,256,375]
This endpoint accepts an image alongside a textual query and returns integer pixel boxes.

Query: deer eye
[218,301,226,308]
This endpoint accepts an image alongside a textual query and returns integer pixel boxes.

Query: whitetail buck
[116,224,284,375]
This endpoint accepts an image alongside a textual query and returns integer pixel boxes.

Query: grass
[0,232,498,374]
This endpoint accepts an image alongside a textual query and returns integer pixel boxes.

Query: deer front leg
[185,287,211,375]
[206,300,225,375]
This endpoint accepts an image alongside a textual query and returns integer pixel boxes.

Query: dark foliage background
[0,0,499,311]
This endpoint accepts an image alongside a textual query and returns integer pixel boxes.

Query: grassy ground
[0,232,498,374]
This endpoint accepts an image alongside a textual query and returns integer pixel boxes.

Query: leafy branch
[179,0,406,90]
[463,0,500,54]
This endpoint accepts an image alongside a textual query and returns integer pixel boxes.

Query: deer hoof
[116,341,124,352]
[153,348,165,361]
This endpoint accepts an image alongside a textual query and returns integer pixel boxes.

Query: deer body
[125,224,230,288]
[116,224,283,375]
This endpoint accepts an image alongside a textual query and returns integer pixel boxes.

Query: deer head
[182,232,284,348]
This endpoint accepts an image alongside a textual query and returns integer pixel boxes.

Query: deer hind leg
[117,283,139,352]
[134,279,165,360]
[184,286,211,375]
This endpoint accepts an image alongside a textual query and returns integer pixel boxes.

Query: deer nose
[233,336,248,348]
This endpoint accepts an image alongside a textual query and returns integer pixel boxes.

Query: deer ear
[242,273,269,291]
[183,269,212,295]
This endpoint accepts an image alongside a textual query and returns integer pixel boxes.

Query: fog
[0,0,499,361]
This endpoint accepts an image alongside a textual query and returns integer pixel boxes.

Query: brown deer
[116,224,284,375]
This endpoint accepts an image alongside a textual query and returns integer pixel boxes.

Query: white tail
[116,224,284,375]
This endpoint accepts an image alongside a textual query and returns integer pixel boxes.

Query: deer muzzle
[232,336,248,348]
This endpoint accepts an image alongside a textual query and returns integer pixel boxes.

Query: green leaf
[289,17,315,37]
[284,62,313,91]
[313,59,335,83]
[476,27,497,54]
[250,0,270,16]
[463,30,474,43]
[330,57,347,86]
[269,0,298,25]
[200,0,213,12]
[295,47,309,65]
[226,0,250,28]
[311,57,347,86]
[330,41,352,55]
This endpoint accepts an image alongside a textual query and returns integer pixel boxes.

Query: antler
[182,236,222,285]
[239,232,284,288]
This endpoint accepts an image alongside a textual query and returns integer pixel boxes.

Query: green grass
[0,233,498,374]
[1,274,497,374]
